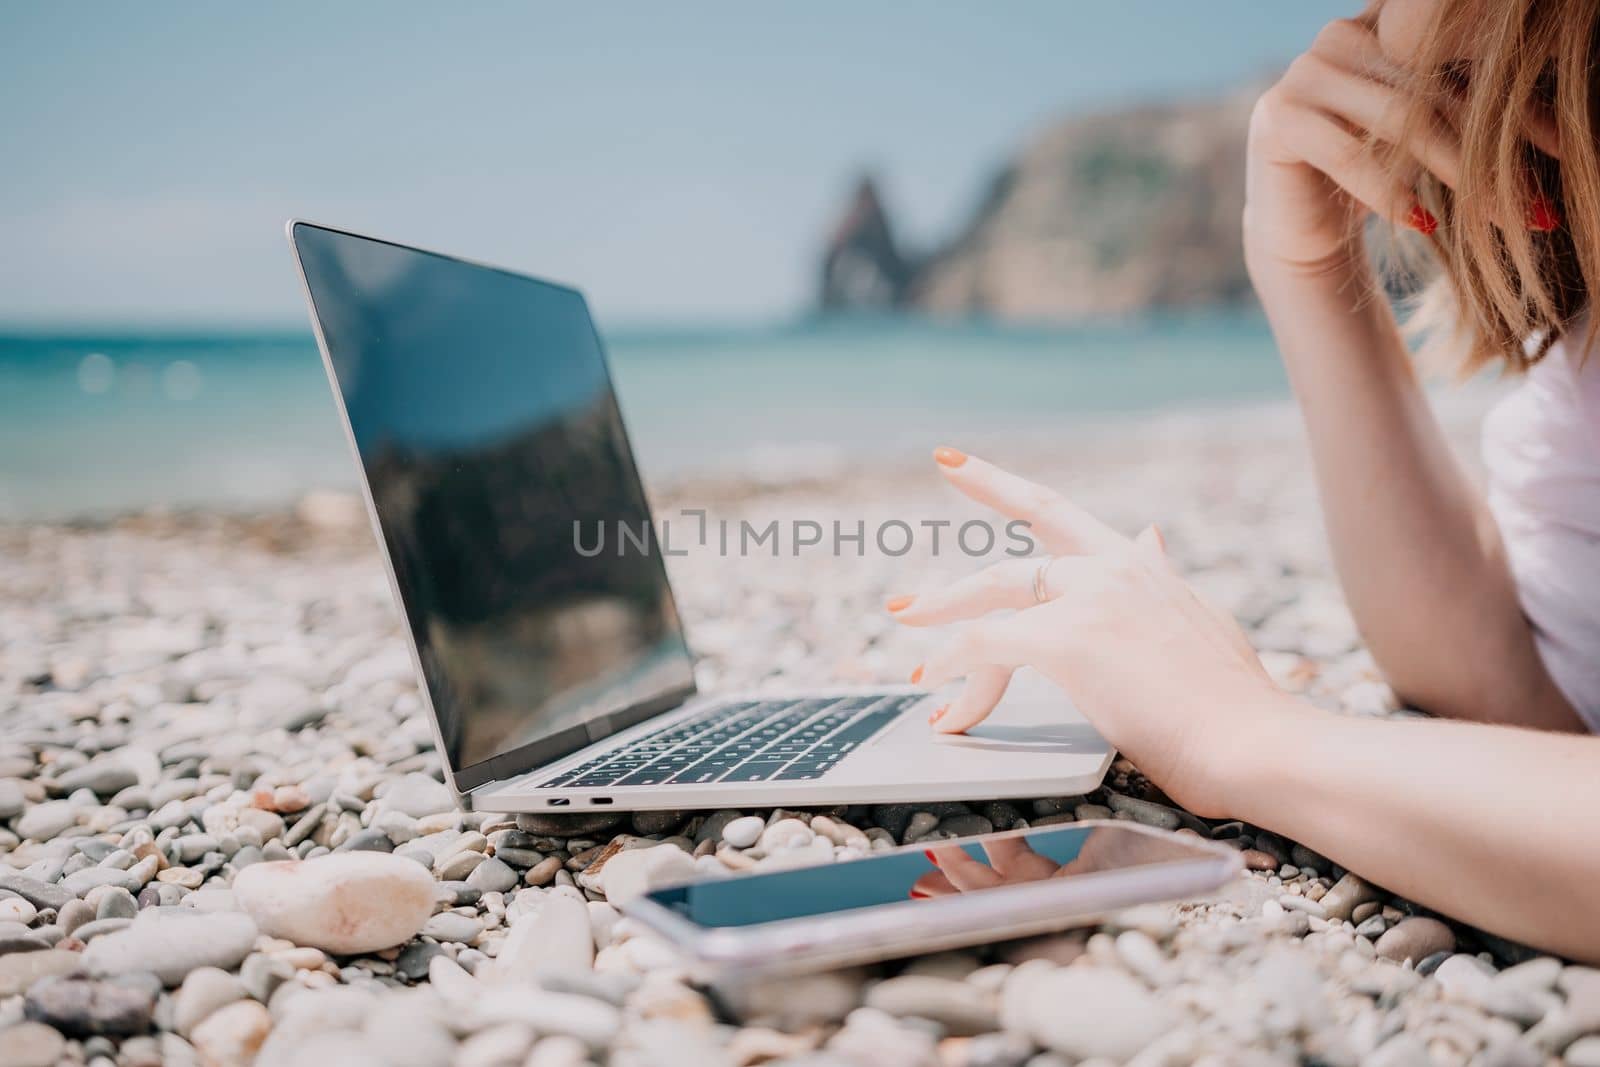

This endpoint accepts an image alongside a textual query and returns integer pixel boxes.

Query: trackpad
[938,720,1101,753]
[923,669,1104,755]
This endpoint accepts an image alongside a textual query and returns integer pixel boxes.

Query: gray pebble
[24,975,155,1036]
[514,812,623,836]
[937,814,994,839]
[466,856,517,894]
[693,810,743,847]
[95,888,138,921]
[335,828,394,854]
[493,846,545,867]
[72,918,134,941]
[394,940,444,981]
[902,812,940,843]
[421,912,483,944]
[1104,792,1181,830]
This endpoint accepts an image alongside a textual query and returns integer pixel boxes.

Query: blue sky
[1,3,1350,327]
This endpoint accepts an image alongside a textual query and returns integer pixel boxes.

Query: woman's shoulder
[1481,311,1600,511]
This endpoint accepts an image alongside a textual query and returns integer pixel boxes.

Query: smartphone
[621,820,1242,979]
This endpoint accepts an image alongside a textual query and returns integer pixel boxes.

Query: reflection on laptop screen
[292,224,696,786]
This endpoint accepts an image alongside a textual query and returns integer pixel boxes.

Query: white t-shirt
[1482,318,1600,732]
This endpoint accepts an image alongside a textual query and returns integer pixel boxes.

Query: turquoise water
[0,312,1288,520]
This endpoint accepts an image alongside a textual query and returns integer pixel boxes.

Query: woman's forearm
[1222,697,1600,962]
[1248,252,1575,729]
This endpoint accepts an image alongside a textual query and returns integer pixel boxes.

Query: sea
[0,311,1291,521]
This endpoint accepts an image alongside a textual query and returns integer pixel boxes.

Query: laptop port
[591,797,613,805]
[547,797,570,806]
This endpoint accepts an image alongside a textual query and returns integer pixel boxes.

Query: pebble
[1010,965,1177,1060]
[720,816,764,849]
[421,911,483,944]
[54,759,139,798]
[0,950,84,996]
[468,987,623,1048]
[0,1020,67,1067]
[24,975,156,1036]
[596,844,697,902]
[865,975,998,1035]
[96,887,138,921]
[486,892,594,982]
[466,856,518,893]
[1104,792,1181,830]
[190,999,273,1067]
[16,800,81,841]
[0,896,37,924]
[0,873,72,912]
[1568,1037,1600,1067]
[72,917,134,941]
[524,856,564,886]
[761,817,815,851]
[0,779,27,820]
[515,812,623,836]
[435,850,486,881]
[1375,916,1455,964]
[173,966,248,1035]
[334,828,394,854]
[84,908,258,986]
[1320,872,1382,922]
[232,852,436,954]
[64,866,143,897]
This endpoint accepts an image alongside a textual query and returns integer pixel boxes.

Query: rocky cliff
[819,87,1260,320]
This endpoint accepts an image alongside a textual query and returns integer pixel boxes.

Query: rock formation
[818,175,914,312]
[819,87,1261,320]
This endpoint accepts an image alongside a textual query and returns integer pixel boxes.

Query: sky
[0,2,1352,328]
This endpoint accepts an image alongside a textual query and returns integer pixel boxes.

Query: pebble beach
[4,397,1598,1067]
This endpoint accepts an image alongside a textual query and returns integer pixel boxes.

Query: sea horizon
[0,309,1297,522]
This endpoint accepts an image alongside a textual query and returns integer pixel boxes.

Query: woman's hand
[1244,15,1461,273]
[889,448,1304,817]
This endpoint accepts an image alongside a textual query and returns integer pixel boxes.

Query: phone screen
[647,824,1213,928]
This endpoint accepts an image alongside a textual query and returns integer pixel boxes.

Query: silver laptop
[286,221,1112,814]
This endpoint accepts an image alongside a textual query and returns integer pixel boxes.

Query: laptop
[286,221,1113,814]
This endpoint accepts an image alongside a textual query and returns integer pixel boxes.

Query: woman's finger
[927,844,1006,891]
[933,448,1125,555]
[890,557,1061,626]
[929,666,1013,735]
[982,837,1061,881]
[909,871,957,898]
[1272,104,1422,228]
[915,615,1034,689]
[1134,524,1172,570]
[1283,51,1462,189]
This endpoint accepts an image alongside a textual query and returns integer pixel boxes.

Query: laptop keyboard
[537,693,920,789]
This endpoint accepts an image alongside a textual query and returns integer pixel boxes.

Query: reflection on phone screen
[651,825,1206,928]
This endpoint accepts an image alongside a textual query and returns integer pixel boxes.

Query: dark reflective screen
[651,825,1214,927]
[293,224,695,782]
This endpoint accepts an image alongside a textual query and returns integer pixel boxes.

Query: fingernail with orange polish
[909,665,924,685]
[1406,203,1439,235]
[933,446,968,468]
[1529,195,1561,232]
[924,849,940,866]
[928,705,947,725]
[909,889,928,898]
[885,595,915,613]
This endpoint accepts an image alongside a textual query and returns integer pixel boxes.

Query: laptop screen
[291,223,696,791]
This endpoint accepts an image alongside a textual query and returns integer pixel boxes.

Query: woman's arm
[1243,18,1578,729]
[894,450,1600,961]
[1221,693,1600,961]
[1249,254,1578,730]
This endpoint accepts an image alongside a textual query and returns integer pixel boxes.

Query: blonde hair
[1392,0,1598,375]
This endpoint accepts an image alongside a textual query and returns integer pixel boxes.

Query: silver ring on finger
[1031,557,1055,605]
